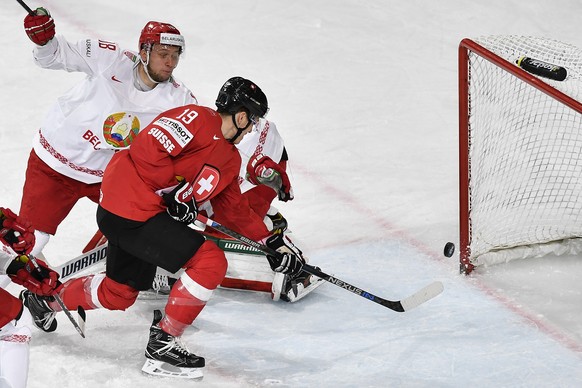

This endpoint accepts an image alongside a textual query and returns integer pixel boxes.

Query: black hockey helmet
[216,77,269,120]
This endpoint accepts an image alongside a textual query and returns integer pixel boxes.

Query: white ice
[1,1,582,387]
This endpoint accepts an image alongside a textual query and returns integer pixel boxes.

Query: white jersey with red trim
[0,243,16,275]
[31,36,198,184]
[236,119,285,194]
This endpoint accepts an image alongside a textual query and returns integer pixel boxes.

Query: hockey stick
[55,242,108,281]
[15,0,35,15]
[196,214,444,312]
[28,254,86,338]
[0,208,86,335]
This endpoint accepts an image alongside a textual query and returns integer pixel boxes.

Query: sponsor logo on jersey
[154,117,193,148]
[110,75,122,83]
[85,39,92,57]
[193,165,220,202]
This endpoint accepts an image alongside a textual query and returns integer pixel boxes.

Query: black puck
[444,242,455,258]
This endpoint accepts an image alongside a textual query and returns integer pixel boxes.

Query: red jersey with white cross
[99,104,270,241]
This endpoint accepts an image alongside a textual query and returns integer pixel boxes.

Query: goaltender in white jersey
[19,8,197,257]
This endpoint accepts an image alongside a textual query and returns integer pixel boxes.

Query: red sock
[161,241,227,337]
[161,279,206,336]
[0,288,23,327]
[51,275,98,311]
[52,274,138,311]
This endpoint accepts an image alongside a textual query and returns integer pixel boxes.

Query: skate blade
[138,289,171,301]
[141,358,203,379]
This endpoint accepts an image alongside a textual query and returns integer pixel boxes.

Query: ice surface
[1,1,581,387]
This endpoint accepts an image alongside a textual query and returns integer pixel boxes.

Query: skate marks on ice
[25,240,582,387]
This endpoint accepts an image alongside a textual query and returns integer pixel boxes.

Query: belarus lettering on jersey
[148,109,196,155]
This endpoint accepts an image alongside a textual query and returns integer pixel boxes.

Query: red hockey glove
[262,233,304,276]
[24,7,55,46]
[0,207,35,255]
[7,255,61,296]
[162,180,198,223]
[246,153,294,202]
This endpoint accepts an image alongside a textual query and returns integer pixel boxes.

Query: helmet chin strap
[228,114,252,143]
[139,48,160,86]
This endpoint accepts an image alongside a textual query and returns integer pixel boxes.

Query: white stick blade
[400,281,444,311]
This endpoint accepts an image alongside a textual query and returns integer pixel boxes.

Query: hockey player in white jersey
[226,113,324,302]
[19,8,198,258]
[0,207,61,388]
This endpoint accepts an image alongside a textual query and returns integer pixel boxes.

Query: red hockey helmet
[139,21,185,53]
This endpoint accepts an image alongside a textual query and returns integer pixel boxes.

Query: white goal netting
[462,36,582,268]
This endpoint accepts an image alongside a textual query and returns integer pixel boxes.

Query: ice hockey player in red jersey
[203,94,323,302]
[18,8,197,260]
[0,208,61,388]
[20,77,306,379]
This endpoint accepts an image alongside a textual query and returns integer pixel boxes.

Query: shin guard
[162,241,227,336]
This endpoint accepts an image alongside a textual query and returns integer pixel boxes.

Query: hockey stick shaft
[28,254,86,338]
[196,215,443,312]
[56,242,108,280]
[16,0,35,15]
[0,209,86,337]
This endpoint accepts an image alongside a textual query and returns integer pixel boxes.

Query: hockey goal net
[459,36,582,274]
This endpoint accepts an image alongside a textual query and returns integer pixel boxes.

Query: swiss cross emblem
[193,165,220,202]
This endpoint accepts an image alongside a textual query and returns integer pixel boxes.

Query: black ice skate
[142,309,204,379]
[20,290,57,332]
[271,268,325,302]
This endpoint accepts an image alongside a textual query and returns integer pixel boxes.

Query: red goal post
[458,36,582,274]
